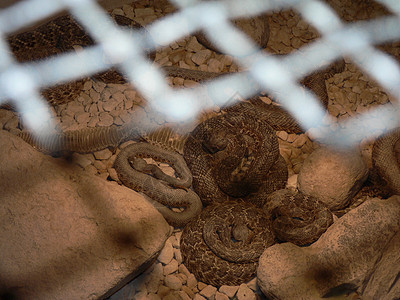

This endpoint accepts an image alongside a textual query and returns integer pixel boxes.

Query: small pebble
[193,294,207,300]
[237,283,256,300]
[173,247,183,263]
[277,130,288,141]
[156,285,171,298]
[72,153,93,169]
[246,277,258,292]
[191,49,212,65]
[186,273,198,289]
[97,112,114,126]
[215,291,229,300]
[75,112,90,124]
[197,282,208,291]
[93,160,106,171]
[93,148,113,160]
[287,174,298,189]
[182,286,195,298]
[200,285,217,299]
[176,273,187,285]
[158,239,174,265]
[164,274,183,290]
[219,285,239,298]
[107,167,119,182]
[177,290,191,300]
[89,89,101,102]
[103,98,119,112]
[178,264,191,278]
[163,259,179,275]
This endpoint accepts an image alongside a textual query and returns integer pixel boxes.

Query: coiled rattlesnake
[180,200,276,286]
[183,108,288,208]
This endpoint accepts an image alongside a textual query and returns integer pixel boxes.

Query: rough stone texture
[297,147,368,210]
[237,283,256,300]
[219,285,239,298]
[157,238,174,265]
[361,229,400,300]
[0,130,171,300]
[257,196,400,299]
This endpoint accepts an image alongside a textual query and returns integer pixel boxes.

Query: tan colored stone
[200,285,217,298]
[194,294,207,300]
[164,274,182,290]
[93,148,113,160]
[219,285,239,298]
[276,130,288,141]
[98,112,114,126]
[362,230,400,299]
[298,147,368,210]
[191,49,212,66]
[237,283,256,300]
[0,130,170,300]
[156,285,171,298]
[163,259,179,275]
[215,291,229,300]
[158,238,174,265]
[198,281,208,290]
[187,36,204,52]
[182,286,195,299]
[291,134,308,148]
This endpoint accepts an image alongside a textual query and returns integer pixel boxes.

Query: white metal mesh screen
[0,0,399,147]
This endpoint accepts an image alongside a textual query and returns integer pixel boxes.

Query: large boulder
[257,196,400,299]
[297,147,368,211]
[361,229,400,299]
[0,130,171,300]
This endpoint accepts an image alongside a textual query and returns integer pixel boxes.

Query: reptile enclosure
[0,0,399,300]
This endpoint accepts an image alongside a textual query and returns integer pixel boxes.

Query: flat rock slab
[0,130,171,300]
[361,229,400,299]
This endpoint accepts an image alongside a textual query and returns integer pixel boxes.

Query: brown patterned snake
[264,189,334,246]
[371,127,400,195]
[180,200,276,286]
[182,107,289,208]
[113,142,202,227]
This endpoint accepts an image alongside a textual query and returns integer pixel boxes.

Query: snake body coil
[180,200,275,287]
[114,142,202,227]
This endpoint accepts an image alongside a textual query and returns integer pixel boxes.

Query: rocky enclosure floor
[0,0,399,299]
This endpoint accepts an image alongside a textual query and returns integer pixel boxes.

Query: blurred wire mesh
[0,0,399,147]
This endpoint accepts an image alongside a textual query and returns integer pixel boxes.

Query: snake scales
[113,142,202,227]
[372,127,400,195]
[180,200,276,286]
